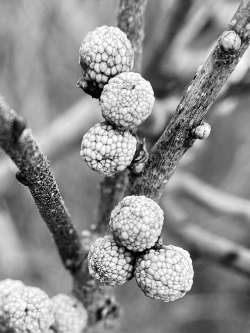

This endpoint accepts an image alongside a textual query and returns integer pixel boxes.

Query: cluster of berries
[88,195,194,302]
[79,25,155,176]
[0,279,87,333]
[79,25,193,302]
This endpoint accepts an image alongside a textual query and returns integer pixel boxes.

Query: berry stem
[128,0,250,199]
[0,95,85,273]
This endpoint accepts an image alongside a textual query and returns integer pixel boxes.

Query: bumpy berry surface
[80,122,137,176]
[135,245,194,302]
[100,72,155,129]
[3,285,53,333]
[109,195,164,252]
[52,294,87,333]
[88,235,135,286]
[79,26,134,89]
[0,280,25,332]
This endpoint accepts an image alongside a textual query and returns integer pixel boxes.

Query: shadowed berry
[79,26,134,90]
[88,235,135,286]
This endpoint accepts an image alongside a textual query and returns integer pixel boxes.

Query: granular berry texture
[100,72,155,129]
[3,285,54,333]
[80,122,137,176]
[79,26,134,89]
[0,279,25,332]
[88,235,135,286]
[52,294,88,333]
[109,195,164,252]
[135,245,194,302]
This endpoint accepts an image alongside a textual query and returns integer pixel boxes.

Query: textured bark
[129,0,250,199]
[0,96,84,273]
[117,0,148,72]
[95,171,129,234]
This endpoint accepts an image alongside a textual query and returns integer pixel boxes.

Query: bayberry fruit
[100,72,155,129]
[135,245,194,302]
[80,122,137,176]
[88,235,135,286]
[109,195,164,252]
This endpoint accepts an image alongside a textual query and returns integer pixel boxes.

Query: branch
[0,97,99,197]
[95,171,129,234]
[164,198,250,278]
[117,0,148,72]
[170,172,250,223]
[0,95,84,273]
[128,0,250,199]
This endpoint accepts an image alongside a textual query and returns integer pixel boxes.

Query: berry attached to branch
[109,195,164,252]
[80,122,137,176]
[88,235,135,286]
[135,245,194,302]
[51,294,88,333]
[100,72,155,129]
[79,26,134,98]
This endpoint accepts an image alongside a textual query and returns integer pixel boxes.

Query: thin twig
[128,0,250,199]
[170,172,250,224]
[164,198,250,278]
[117,0,148,72]
[0,95,84,273]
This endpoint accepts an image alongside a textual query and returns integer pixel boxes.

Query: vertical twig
[117,0,148,72]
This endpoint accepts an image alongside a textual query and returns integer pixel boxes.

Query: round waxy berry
[3,285,53,333]
[109,195,164,252]
[100,72,155,129]
[88,235,135,286]
[80,122,137,176]
[135,245,194,302]
[79,26,134,90]
[52,294,88,333]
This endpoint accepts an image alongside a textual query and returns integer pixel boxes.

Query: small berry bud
[79,26,134,94]
[100,72,155,129]
[80,122,137,176]
[192,122,211,139]
[135,245,194,302]
[88,235,135,286]
[109,195,164,252]
[220,30,241,52]
[52,294,88,333]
